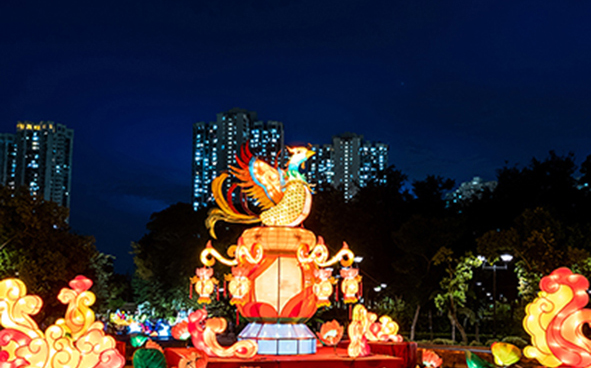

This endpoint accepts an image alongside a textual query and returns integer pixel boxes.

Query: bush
[469,340,484,346]
[484,339,499,347]
[431,338,456,345]
[501,336,529,349]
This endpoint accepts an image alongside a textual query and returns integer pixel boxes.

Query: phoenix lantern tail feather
[206,143,314,238]
[205,173,260,236]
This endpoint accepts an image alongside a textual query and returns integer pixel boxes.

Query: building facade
[307,144,334,188]
[359,141,389,188]
[249,120,284,168]
[0,121,74,208]
[446,176,497,206]
[307,132,389,200]
[0,133,16,187]
[332,132,362,200]
[192,108,285,210]
[192,110,389,208]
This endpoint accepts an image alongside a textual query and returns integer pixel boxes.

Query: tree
[491,151,582,226]
[132,202,248,318]
[476,207,591,301]
[412,175,455,217]
[305,166,411,286]
[91,252,133,314]
[432,247,483,344]
[132,203,205,317]
[580,154,591,189]
[0,187,105,325]
[391,215,464,340]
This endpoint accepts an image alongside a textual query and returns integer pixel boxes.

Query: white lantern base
[238,322,317,355]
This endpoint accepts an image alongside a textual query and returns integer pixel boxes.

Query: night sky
[1,0,591,273]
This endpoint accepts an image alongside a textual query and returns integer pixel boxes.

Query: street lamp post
[481,253,513,338]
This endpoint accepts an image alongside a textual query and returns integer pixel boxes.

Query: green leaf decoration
[466,350,495,368]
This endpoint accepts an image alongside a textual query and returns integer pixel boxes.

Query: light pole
[481,253,513,338]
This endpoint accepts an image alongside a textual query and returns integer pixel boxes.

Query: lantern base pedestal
[238,322,317,355]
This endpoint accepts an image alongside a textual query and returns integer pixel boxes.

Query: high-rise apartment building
[307,144,334,188]
[0,121,74,207]
[250,120,284,168]
[0,133,16,187]
[359,141,389,188]
[332,133,362,200]
[192,110,388,207]
[307,132,389,200]
[192,108,285,210]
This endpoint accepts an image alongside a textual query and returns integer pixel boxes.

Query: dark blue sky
[1,0,591,272]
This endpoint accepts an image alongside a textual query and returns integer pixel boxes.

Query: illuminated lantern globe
[197,144,356,355]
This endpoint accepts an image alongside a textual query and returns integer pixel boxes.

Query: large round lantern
[235,227,317,355]
[235,227,317,323]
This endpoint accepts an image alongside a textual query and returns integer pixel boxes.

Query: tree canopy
[0,187,113,325]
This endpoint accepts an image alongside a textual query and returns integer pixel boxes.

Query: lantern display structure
[0,275,125,368]
[194,145,359,355]
[523,267,591,368]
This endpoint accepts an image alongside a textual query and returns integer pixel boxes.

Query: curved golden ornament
[297,239,355,268]
[201,241,264,267]
[297,241,328,265]
[201,241,238,267]
[235,242,264,265]
[319,242,354,268]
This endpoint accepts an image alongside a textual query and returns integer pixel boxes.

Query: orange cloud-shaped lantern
[367,315,403,343]
[523,267,591,368]
[0,276,125,368]
[171,321,190,340]
[187,310,257,358]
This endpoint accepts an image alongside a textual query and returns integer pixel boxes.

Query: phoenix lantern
[195,144,358,355]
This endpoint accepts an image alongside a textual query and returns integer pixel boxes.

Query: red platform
[165,346,404,368]
[365,342,417,368]
[337,341,417,368]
